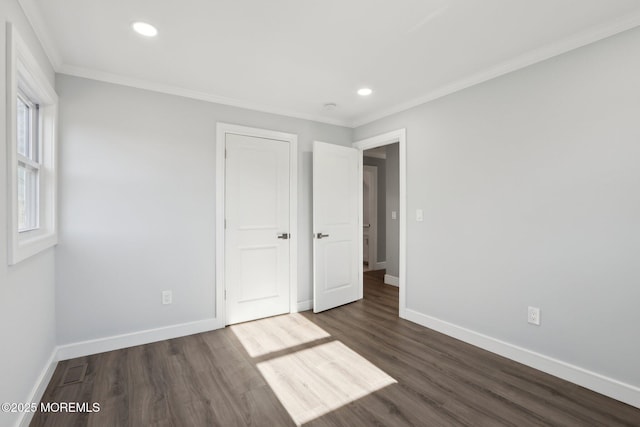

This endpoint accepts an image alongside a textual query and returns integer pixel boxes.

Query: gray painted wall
[0,2,57,426]
[385,143,399,277]
[55,74,352,344]
[354,27,640,387]
[363,155,386,262]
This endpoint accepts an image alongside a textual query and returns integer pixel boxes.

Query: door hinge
[224,289,227,300]
[224,219,227,229]
[225,148,227,159]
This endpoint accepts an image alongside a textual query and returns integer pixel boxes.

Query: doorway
[216,126,405,324]
[362,144,399,284]
[354,129,406,317]
[363,165,378,271]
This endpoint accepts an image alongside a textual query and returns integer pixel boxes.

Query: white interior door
[225,133,290,325]
[313,141,361,313]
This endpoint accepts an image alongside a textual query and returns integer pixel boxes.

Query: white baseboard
[403,308,640,409]
[297,300,313,312]
[57,318,223,361]
[384,274,399,287]
[374,261,387,270]
[19,318,223,426]
[18,349,58,427]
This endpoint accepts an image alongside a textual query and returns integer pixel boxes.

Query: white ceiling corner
[20,1,640,128]
[351,8,640,128]
[57,63,353,128]
[18,0,63,69]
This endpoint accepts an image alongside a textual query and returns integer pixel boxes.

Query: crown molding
[18,0,349,128]
[18,0,63,69]
[58,64,351,128]
[350,11,640,128]
[17,0,640,130]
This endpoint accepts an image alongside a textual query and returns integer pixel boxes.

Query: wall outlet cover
[528,306,540,325]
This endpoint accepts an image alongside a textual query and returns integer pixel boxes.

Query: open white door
[313,141,361,313]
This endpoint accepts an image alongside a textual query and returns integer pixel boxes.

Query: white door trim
[353,129,407,318]
[216,123,298,326]
[363,165,378,269]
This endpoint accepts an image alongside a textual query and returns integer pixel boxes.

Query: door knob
[277,233,290,239]
[315,233,329,239]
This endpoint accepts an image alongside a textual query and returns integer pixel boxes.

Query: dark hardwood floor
[31,270,640,426]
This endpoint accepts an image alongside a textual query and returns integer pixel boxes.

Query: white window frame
[16,89,41,232]
[6,23,58,264]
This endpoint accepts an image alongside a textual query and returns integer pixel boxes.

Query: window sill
[10,231,58,265]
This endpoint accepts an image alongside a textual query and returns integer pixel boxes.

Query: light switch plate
[162,290,173,305]
[416,209,424,222]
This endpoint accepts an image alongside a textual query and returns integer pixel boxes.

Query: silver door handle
[363,224,371,228]
[315,233,329,239]
[277,233,290,239]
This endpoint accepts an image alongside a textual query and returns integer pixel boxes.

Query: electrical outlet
[391,211,397,220]
[162,290,172,305]
[528,306,540,325]
[416,209,424,222]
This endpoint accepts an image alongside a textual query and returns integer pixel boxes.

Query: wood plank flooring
[31,270,640,426]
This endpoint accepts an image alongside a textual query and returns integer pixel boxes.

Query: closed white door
[225,133,290,325]
[313,141,361,313]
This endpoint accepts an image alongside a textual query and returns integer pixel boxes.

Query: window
[6,23,58,264]
[17,90,40,232]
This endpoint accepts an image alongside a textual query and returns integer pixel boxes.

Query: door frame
[353,129,407,318]
[363,165,378,269]
[215,123,298,326]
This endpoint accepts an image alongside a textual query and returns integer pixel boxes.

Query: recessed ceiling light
[357,87,373,96]
[323,103,337,110]
[132,21,158,37]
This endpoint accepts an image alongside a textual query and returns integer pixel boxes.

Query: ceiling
[21,0,640,127]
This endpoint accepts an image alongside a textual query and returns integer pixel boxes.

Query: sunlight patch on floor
[256,340,397,425]
[230,313,330,357]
